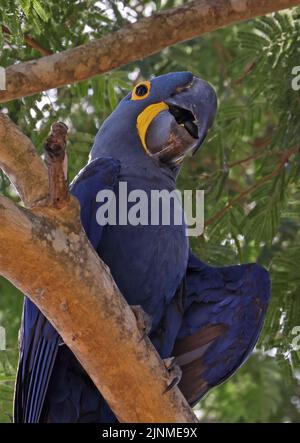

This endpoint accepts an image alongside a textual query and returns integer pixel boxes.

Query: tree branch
[0,113,49,207]
[1,25,53,57]
[0,0,299,103]
[23,34,53,57]
[44,122,69,209]
[0,114,197,422]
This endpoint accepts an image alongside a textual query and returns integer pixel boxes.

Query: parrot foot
[131,305,152,340]
[163,357,182,393]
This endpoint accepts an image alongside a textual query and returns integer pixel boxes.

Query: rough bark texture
[0,0,299,103]
[0,113,197,423]
[44,122,69,209]
[0,113,49,207]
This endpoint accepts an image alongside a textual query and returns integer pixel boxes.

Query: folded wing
[173,252,271,406]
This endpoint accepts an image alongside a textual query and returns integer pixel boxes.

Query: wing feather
[173,252,271,406]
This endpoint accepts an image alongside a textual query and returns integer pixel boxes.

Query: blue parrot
[14,71,270,422]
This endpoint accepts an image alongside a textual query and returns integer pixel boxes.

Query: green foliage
[0,278,23,423]
[198,353,300,423]
[0,0,300,422]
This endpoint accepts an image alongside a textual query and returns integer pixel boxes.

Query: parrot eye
[132,81,151,100]
[136,84,148,96]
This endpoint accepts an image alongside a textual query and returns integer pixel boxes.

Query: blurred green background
[1,0,300,422]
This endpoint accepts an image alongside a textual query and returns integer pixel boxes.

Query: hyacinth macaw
[14,71,270,422]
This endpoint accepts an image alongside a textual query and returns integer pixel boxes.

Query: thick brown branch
[0,194,197,423]
[0,113,49,207]
[0,0,299,103]
[0,115,196,422]
[44,122,69,209]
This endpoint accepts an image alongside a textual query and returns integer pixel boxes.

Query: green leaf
[32,0,49,22]
[107,79,117,110]
[18,0,31,17]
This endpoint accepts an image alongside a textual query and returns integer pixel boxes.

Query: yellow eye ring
[131,80,151,100]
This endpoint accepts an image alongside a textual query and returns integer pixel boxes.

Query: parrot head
[91,72,217,171]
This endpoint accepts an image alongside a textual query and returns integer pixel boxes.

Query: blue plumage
[14,298,60,422]
[172,253,270,405]
[14,72,270,422]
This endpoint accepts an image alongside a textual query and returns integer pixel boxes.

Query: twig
[235,61,256,85]
[23,34,53,56]
[205,146,299,227]
[44,122,69,209]
[1,25,52,56]
[189,146,281,183]
[227,150,266,168]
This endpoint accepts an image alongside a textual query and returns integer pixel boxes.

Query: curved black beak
[166,76,218,155]
[143,76,217,165]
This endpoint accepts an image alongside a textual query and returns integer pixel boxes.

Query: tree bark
[0,113,197,423]
[0,0,299,103]
[0,113,49,207]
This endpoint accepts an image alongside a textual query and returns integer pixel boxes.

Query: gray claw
[163,357,182,393]
[163,357,177,370]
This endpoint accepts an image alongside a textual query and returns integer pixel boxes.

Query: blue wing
[14,299,60,422]
[172,252,271,406]
[14,157,120,423]
[70,157,120,249]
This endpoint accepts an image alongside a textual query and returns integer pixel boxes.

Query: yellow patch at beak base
[136,102,169,153]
